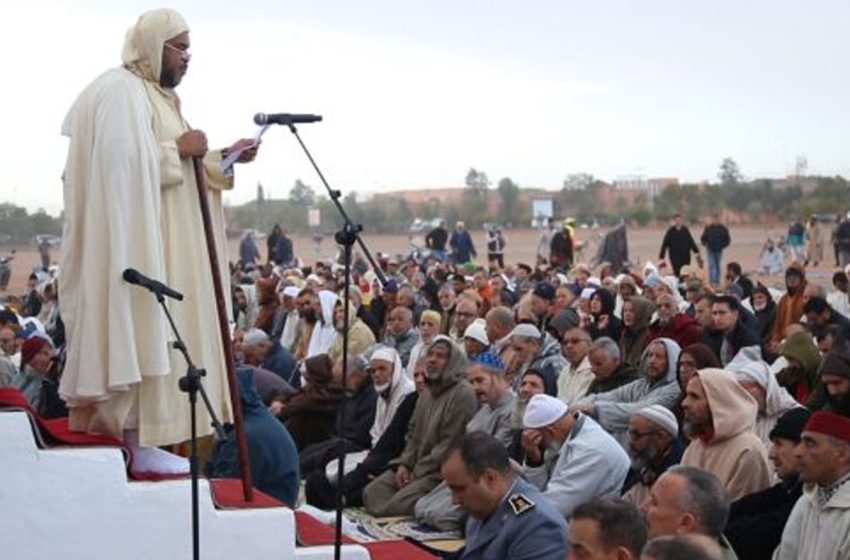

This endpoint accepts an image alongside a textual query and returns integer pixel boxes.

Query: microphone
[123,268,184,301]
[254,113,323,126]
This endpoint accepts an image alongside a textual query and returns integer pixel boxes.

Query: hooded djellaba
[277,353,343,450]
[681,368,772,500]
[619,295,656,367]
[777,331,826,408]
[368,346,415,446]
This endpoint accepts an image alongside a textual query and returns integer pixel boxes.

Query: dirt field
[1,224,839,296]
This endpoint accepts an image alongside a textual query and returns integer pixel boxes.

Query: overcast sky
[2,0,848,215]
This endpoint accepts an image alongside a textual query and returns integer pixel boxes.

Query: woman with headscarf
[587,288,622,341]
[275,353,343,450]
[618,296,655,367]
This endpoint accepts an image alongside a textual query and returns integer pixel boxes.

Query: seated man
[557,327,594,406]
[505,323,567,390]
[622,405,685,507]
[569,499,648,560]
[681,369,772,500]
[585,337,640,395]
[647,294,702,350]
[382,306,420,369]
[241,327,299,389]
[443,432,568,560]
[641,466,735,559]
[575,338,682,447]
[773,411,850,560]
[521,394,630,521]
[206,368,299,506]
[363,336,477,516]
[12,335,65,418]
[415,352,517,530]
[725,408,810,560]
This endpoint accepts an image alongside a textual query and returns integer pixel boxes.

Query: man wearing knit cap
[59,8,259,447]
[726,407,810,560]
[531,283,556,331]
[820,348,850,416]
[415,352,517,531]
[621,405,685,507]
[12,336,57,413]
[520,394,630,521]
[774,411,850,560]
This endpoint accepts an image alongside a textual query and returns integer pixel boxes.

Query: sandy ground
[1,224,839,296]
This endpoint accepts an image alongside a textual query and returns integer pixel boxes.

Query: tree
[288,179,315,208]
[718,158,743,186]
[496,177,520,225]
[563,173,594,191]
[465,168,490,195]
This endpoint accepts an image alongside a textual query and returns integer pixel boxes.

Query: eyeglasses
[628,429,659,440]
[164,42,191,59]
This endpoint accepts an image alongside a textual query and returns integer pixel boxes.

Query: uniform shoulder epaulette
[508,493,535,516]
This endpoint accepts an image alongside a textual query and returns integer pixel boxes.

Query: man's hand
[521,429,543,464]
[227,138,260,163]
[395,465,414,488]
[268,400,285,416]
[177,129,208,159]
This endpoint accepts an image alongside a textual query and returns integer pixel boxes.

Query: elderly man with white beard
[574,338,682,448]
[621,405,685,507]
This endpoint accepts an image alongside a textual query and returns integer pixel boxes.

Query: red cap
[804,411,850,444]
[21,336,47,366]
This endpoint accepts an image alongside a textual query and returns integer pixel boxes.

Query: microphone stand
[151,288,226,560]
[281,122,386,560]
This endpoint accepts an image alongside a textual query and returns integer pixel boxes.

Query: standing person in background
[786,218,806,265]
[537,218,555,266]
[805,215,823,267]
[831,213,842,267]
[659,213,700,277]
[486,227,506,269]
[700,213,731,288]
[239,229,260,269]
[835,211,850,268]
[550,222,573,270]
[449,221,477,265]
[425,220,449,262]
[267,224,282,265]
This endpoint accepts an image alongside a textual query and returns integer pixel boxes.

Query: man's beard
[630,444,658,471]
[683,417,710,439]
[159,66,180,88]
[425,367,442,385]
[828,392,850,415]
[300,309,317,323]
[657,316,670,327]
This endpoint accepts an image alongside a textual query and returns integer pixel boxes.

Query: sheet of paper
[219,124,270,171]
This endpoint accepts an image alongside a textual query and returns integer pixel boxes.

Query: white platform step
[0,411,369,560]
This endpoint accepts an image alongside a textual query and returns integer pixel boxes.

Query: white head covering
[634,405,679,437]
[580,287,597,300]
[464,320,489,346]
[121,9,188,84]
[369,346,415,444]
[523,394,568,429]
[510,323,541,340]
[282,286,300,298]
[730,351,800,416]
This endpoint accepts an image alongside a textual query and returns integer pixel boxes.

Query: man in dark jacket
[449,221,477,264]
[659,213,700,277]
[242,328,300,389]
[700,214,731,287]
[298,355,377,477]
[725,408,810,560]
[586,337,640,395]
[550,223,574,270]
[803,296,850,342]
[725,261,754,300]
[711,295,761,365]
[425,220,449,262]
[207,368,300,506]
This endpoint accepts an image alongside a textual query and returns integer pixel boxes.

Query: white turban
[523,394,568,429]
[634,405,679,437]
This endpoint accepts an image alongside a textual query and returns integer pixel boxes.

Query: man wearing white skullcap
[506,323,567,392]
[59,8,260,448]
[621,405,685,507]
[520,394,630,521]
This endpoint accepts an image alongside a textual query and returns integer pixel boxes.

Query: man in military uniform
[441,431,568,560]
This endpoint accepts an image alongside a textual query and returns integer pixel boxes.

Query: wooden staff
[192,156,253,501]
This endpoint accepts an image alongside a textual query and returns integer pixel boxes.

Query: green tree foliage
[0,204,62,244]
[465,168,490,194]
[497,177,520,225]
[718,157,743,186]
[288,179,316,208]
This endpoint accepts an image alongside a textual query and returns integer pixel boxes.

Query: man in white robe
[59,9,258,447]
